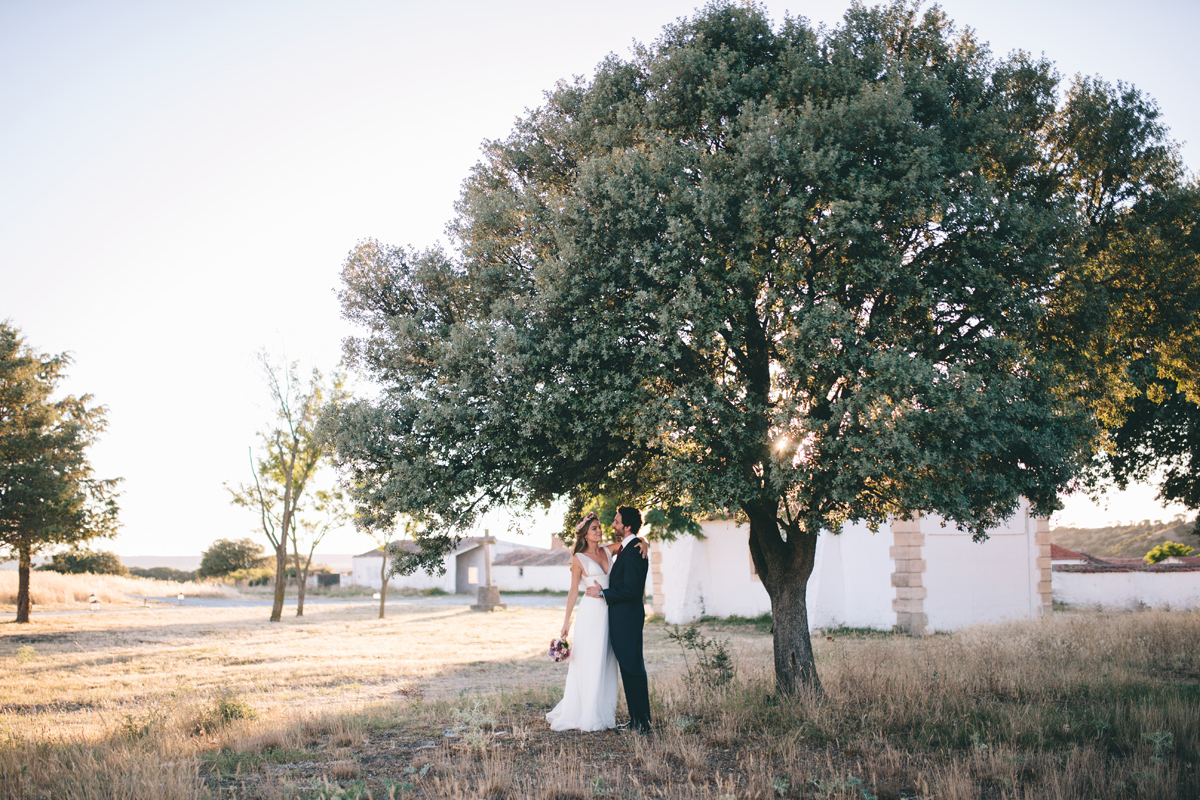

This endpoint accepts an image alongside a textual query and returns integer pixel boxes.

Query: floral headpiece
[574,511,598,535]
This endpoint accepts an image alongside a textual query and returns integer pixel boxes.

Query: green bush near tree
[223,567,274,586]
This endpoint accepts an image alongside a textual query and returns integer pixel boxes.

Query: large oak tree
[327,1,1195,693]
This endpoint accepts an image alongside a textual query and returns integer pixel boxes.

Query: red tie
[616,544,623,555]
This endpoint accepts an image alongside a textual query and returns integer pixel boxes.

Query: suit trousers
[620,667,651,732]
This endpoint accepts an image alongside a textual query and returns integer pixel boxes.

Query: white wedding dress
[546,549,620,731]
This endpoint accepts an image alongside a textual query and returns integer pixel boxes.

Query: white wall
[922,502,1041,631]
[658,523,746,624]
[491,564,574,592]
[809,521,896,630]
[657,510,1043,631]
[351,540,527,593]
[1054,570,1200,610]
[350,552,455,592]
[657,519,894,629]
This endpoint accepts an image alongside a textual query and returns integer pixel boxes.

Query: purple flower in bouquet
[548,637,570,662]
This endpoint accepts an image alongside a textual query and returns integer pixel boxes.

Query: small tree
[40,548,127,575]
[198,538,268,579]
[227,352,348,622]
[1144,541,1195,564]
[352,513,418,619]
[0,322,121,623]
[291,486,349,616]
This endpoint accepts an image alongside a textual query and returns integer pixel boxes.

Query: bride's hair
[572,512,599,555]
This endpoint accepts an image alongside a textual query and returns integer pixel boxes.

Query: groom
[586,505,651,733]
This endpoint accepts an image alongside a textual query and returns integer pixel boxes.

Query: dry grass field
[2,589,1197,800]
[0,570,238,608]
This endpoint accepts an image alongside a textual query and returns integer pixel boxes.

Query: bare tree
[357,514,418,619]
[228,352,347,622]
[291,486,348,616]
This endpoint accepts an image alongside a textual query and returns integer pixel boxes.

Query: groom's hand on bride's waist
[585,584,602,599]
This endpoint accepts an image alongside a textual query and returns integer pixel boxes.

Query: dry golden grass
[2,602,1197,799]
[0,570,239,609]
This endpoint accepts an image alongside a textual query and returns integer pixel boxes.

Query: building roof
[1050,544,1084,560]
[493,548,572,567]
[1052,550,1200,573]
[1054,563,1200,573]
[355,540,423,558]
[354,536,523,559]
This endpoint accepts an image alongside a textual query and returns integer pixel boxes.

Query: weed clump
[193,690,257,735]
[668,623,735,687]
[447,700,497,749]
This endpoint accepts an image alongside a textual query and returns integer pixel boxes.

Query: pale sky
[3,0,1196,557]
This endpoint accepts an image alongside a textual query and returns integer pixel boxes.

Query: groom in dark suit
[585,505,651,733]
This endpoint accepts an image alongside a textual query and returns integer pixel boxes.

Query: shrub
[224,567,274,586]
[667,623,736,687]
[128,566,197,582]
[1144,541,1195,564]
[194,690,257,735]
[38,548,127,576]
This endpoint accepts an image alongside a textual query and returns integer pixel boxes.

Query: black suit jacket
[604,538,649,675]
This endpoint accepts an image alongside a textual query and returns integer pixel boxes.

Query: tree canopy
[1143,541,1195,565]
[40,548,127,576]
[0,321,121,622]
[198,537,269,578]
[327,1,1196,692]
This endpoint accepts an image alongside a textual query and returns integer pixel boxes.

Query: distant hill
[120,555,202,571]
[1051,518,1198,559]
[118,553,356,572]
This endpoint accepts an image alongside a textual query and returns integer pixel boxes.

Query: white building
[350,536,524,593]
[492,547,573,592]
[650,500,1052,634]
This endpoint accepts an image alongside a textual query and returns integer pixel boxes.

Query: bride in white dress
[546,512,626,732]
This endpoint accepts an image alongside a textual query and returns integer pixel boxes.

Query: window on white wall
[468,566,479,584]
[748,535,761,582]
[518,567,524,577]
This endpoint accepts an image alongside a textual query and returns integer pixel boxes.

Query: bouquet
[548,636,570,663]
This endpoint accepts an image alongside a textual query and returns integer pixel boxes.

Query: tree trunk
[767,560,820,694]
[16,543,32,623]
[296,567,307,617]
[378,550,388,619]
[270,540,287,622]
[747,510,821,695]
[292,540,306,617]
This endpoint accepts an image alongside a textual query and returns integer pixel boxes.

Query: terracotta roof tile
[1053,563,1200,573]
[1050,544,1084,560]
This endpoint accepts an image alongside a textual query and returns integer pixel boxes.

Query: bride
[546,511,645,732]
